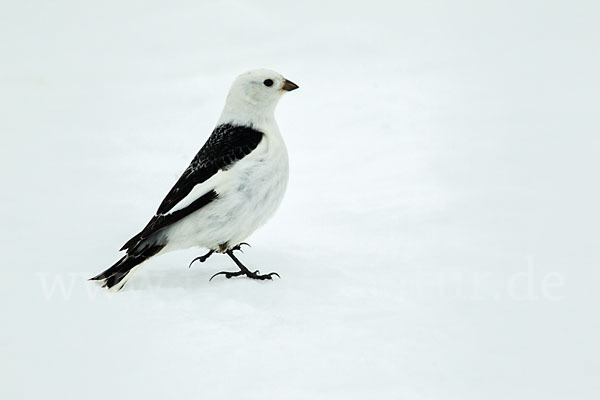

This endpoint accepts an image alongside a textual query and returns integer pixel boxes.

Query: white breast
[163,126,289,252]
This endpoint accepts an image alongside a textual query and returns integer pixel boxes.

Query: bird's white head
[218,69,299,127]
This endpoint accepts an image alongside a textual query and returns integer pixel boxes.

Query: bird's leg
[209,249,280,281]
[189,243,249,269]
[188,249,215,268]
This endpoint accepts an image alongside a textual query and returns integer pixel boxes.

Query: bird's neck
[217,96,278,130]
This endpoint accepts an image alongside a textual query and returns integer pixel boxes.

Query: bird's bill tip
[281,79,299,91]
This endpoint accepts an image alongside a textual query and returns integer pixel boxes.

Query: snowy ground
[1,1,599,398]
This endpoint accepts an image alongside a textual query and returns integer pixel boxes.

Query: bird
[90,69,298,290]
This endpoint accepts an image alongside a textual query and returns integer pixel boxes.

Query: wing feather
[120,124,263,252]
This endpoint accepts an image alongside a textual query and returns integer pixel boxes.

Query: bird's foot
[188,249,215,268]
[230,242,251,253]
[206,246,278,281]
[209,269,280,281]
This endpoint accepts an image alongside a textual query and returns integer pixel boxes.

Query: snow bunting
[91,69,298,290]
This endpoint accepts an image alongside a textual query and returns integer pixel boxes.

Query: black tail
[90,243,165,290]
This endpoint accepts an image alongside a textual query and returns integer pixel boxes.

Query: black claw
[230,242,251,253]
[188,257,201,269]
[189,249,215,268]
[209,272,223,281]
[209,270,244,281]
[256,272,280,280]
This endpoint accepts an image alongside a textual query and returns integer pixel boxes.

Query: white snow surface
[1,1,599,399]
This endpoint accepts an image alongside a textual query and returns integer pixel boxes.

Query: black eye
[263,79,273,87]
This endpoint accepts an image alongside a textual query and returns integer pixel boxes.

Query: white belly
[162,135,289,251]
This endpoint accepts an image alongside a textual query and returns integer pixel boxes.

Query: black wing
[120,124,263,252]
